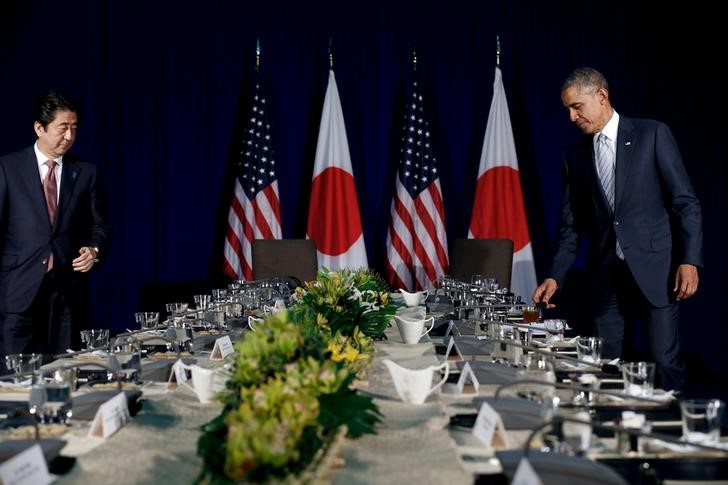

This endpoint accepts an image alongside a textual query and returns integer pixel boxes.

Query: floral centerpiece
[196,268,396,483]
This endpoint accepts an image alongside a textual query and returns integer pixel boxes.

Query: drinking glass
[576,337,603,365]
[522,305,540,324]
[515,353,556,403]
[680,399,724,444]
[135,311,160,329]
[543,319,567,342]
[31,369,74,424]
[622,362,656,397]
[194,294,211,310]
[5,353,42,383]
[80,329,110,350]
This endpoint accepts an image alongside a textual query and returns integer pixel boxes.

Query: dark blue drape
[1,1,725,390]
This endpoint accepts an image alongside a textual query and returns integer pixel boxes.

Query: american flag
[223,78,282,281]
[385,68,449,291]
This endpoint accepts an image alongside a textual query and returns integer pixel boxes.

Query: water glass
[543,319,567,342]
[30,369,74,424]
[194,294,211,310]
[135,311,160,329]
[680,399,724,444]
[622,362,656,397]
[80,329,110,350]
[576,337,603,365]
[5,353,42,383]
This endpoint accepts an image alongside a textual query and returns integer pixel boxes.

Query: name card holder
[0,444,52,485]
[210,335,234,360]
[472,401,510,449]
[166,359,189,390]
[512,457,543,485]
[444,336,464,362]
[456,362,480,394]
[88,392,131,438]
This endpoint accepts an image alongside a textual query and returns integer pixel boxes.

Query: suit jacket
[550,117,703,308]
[0,146,111,313]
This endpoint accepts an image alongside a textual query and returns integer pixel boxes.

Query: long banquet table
[3,306,728,484]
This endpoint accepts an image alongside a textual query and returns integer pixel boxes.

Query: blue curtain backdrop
[1,1,725,387]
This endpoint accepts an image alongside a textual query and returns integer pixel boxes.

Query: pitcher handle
[429,361,449,394]
[248,315,262,332]
[421,316,435,336]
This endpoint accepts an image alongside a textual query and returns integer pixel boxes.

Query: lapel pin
[625,141,632,146]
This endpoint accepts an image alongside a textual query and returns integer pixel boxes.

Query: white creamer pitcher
[383,359,448,404]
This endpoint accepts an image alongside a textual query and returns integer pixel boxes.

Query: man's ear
[33,121,44,137]
[597,87,609,105]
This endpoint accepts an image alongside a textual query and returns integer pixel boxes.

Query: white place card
[456,362,480,394]
[210,335,234,360]
[472,401,509,448]
[0,443,52,485]
[88,392,131,438]
[444,336,463,361]
[512,457,543,485]
[172,359,188,384]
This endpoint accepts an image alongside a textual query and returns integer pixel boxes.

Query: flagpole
[255,38,261,73]
[328,37,334,71]
[496,35,501,67]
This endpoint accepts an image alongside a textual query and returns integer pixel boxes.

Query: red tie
[44,160,57,271]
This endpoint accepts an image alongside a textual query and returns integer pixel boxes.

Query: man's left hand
[674,264,699,301]
[72,246,98,273]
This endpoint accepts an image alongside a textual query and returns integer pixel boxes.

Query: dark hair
[561,67,609,94]
[32,90,81,128]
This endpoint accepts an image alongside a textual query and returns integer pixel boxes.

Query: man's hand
[674,264,699,301]
[532,278,559,309]
[72,246,98,273]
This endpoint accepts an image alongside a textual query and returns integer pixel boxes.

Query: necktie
[595,133,614,209]
[43,160,57,271]
[594,134,624,258]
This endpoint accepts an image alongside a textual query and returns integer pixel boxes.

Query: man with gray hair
[532,67,703,392]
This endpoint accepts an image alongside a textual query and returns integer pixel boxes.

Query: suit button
[42,259,47,265]
[614,220,620,226]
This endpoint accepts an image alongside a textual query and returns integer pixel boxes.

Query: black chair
[251,239,318,284]
[448,238,514,289]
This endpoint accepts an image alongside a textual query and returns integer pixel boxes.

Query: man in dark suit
[0,90,110,363]
[532,67,703,392]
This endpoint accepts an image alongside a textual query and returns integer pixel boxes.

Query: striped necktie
[595,133,614,209]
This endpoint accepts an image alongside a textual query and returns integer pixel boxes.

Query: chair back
[449,238,514,289]
[252,239,318,283]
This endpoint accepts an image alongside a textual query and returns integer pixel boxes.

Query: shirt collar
[597,111,620,143]
[34,142,64,168]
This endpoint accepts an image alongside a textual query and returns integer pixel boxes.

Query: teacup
[399,289,428,307]
[394,315,434,344]
[383,359,449,404]
[179,363,226,404]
